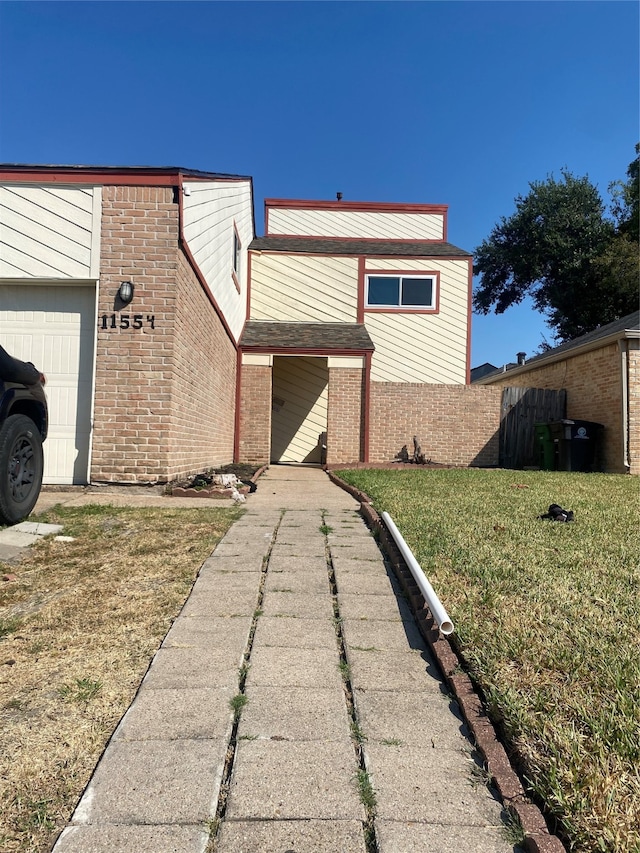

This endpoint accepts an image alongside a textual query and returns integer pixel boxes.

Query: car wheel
[0,414,44,525]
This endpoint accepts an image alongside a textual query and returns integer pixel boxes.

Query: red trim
[0,168,248,186]
[265,197,448,214]
[246,250,253,319]
[357,256,365,323]
[465,257,473,384]
[363,269,440,315]
[177,175,238,347]
[363,350,372,464]
[233,347,243,462]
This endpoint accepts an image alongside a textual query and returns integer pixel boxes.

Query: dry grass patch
[337,468,640,853]
[0,503,241,853]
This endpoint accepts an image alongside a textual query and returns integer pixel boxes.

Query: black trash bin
[548,419,604,472]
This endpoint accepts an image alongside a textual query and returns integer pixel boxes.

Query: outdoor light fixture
[118,281,134,304]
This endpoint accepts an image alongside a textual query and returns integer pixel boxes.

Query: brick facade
[368,383,502,467]
[237,364,272,463]
[327,367,365,464]
[91,186,237,483]
[484,343,635,474]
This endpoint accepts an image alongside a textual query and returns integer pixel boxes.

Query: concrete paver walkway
[50,466,518,853]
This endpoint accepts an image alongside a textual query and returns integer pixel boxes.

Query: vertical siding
[271,356,328,463]
[0,184,101,279]
[250,253,359,322]
[182,180,253,341]
[268,208,444,240]
[364,258,469,384]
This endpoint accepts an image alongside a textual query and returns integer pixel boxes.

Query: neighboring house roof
[249,236,471,257]
[240,322,375,353]
[477,310,640,383]
[470,362,499,382]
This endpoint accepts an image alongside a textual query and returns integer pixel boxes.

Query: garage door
[0,284,95,484]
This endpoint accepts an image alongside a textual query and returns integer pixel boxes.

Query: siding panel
[269,208,444,240]
[0,185,100,279]
[182,180,253,341]
[250,254,359,322]
[365,258,469,383]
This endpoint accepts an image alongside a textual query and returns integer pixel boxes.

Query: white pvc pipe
[381,511,454,636]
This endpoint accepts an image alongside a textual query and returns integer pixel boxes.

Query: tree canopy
[473,147,639,343]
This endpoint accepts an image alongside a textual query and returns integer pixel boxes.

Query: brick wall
[167,253,237,479]
[92,185,237,483]
[368,383,502,466]
[327,368,364,463]
[485,343,629,473]
[92,186,178,482]
[237,364,272,463]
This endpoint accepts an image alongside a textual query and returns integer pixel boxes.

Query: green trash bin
[534,423,555,470]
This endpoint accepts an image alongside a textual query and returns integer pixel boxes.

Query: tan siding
[268,208,444,240]
[182,180,253,340]
[271,357,328,463]
[365,259,469,384]
[250,254,359,322]
[0,184,100,279]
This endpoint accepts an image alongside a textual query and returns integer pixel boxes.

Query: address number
[100,314,155,330]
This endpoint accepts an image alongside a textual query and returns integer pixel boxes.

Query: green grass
[337,467,640,853]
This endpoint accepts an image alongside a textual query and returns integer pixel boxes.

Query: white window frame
[365,273,437,310]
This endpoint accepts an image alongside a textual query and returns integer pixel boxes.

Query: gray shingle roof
[520,310,640,367]
[249,236,471,257]
[240,322,375,352]
[478,310,639,382]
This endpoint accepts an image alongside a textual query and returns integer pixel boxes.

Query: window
[365,274,436,310]
[233,229,241,275]
[232,225,241,291]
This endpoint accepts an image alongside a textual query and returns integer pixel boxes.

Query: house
[237,197,486,466]
[1,164,498,483]
[475,311,640,474]
[0,164,254,484]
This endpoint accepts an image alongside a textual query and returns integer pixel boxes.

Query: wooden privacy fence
[499,387,566,469]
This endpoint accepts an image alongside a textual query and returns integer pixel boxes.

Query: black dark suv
[0,346,48,525]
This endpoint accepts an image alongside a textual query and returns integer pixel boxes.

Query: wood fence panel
[499,387,567,468]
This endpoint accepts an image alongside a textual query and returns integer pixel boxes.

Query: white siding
[271,356,328,463]
[268,208,444,240]
[0,284,96,484]
[365,258,469,384]
[0,185,102,280]
[182,180,253,340]
[250,254,359,322]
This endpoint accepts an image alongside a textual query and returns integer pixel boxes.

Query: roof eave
[477,328,640,384]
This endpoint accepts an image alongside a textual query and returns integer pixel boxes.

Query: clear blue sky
[0,1,637,367]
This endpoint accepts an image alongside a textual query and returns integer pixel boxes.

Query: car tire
[0,414,44,525]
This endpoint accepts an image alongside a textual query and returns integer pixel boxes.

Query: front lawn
[0,503,241,853]
[336,467,639,853]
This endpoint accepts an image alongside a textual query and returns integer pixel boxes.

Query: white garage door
[0,284,95,484]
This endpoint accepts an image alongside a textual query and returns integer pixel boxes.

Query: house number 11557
[100,314,156,330]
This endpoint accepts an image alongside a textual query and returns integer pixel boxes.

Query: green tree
[473,151,639,344]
